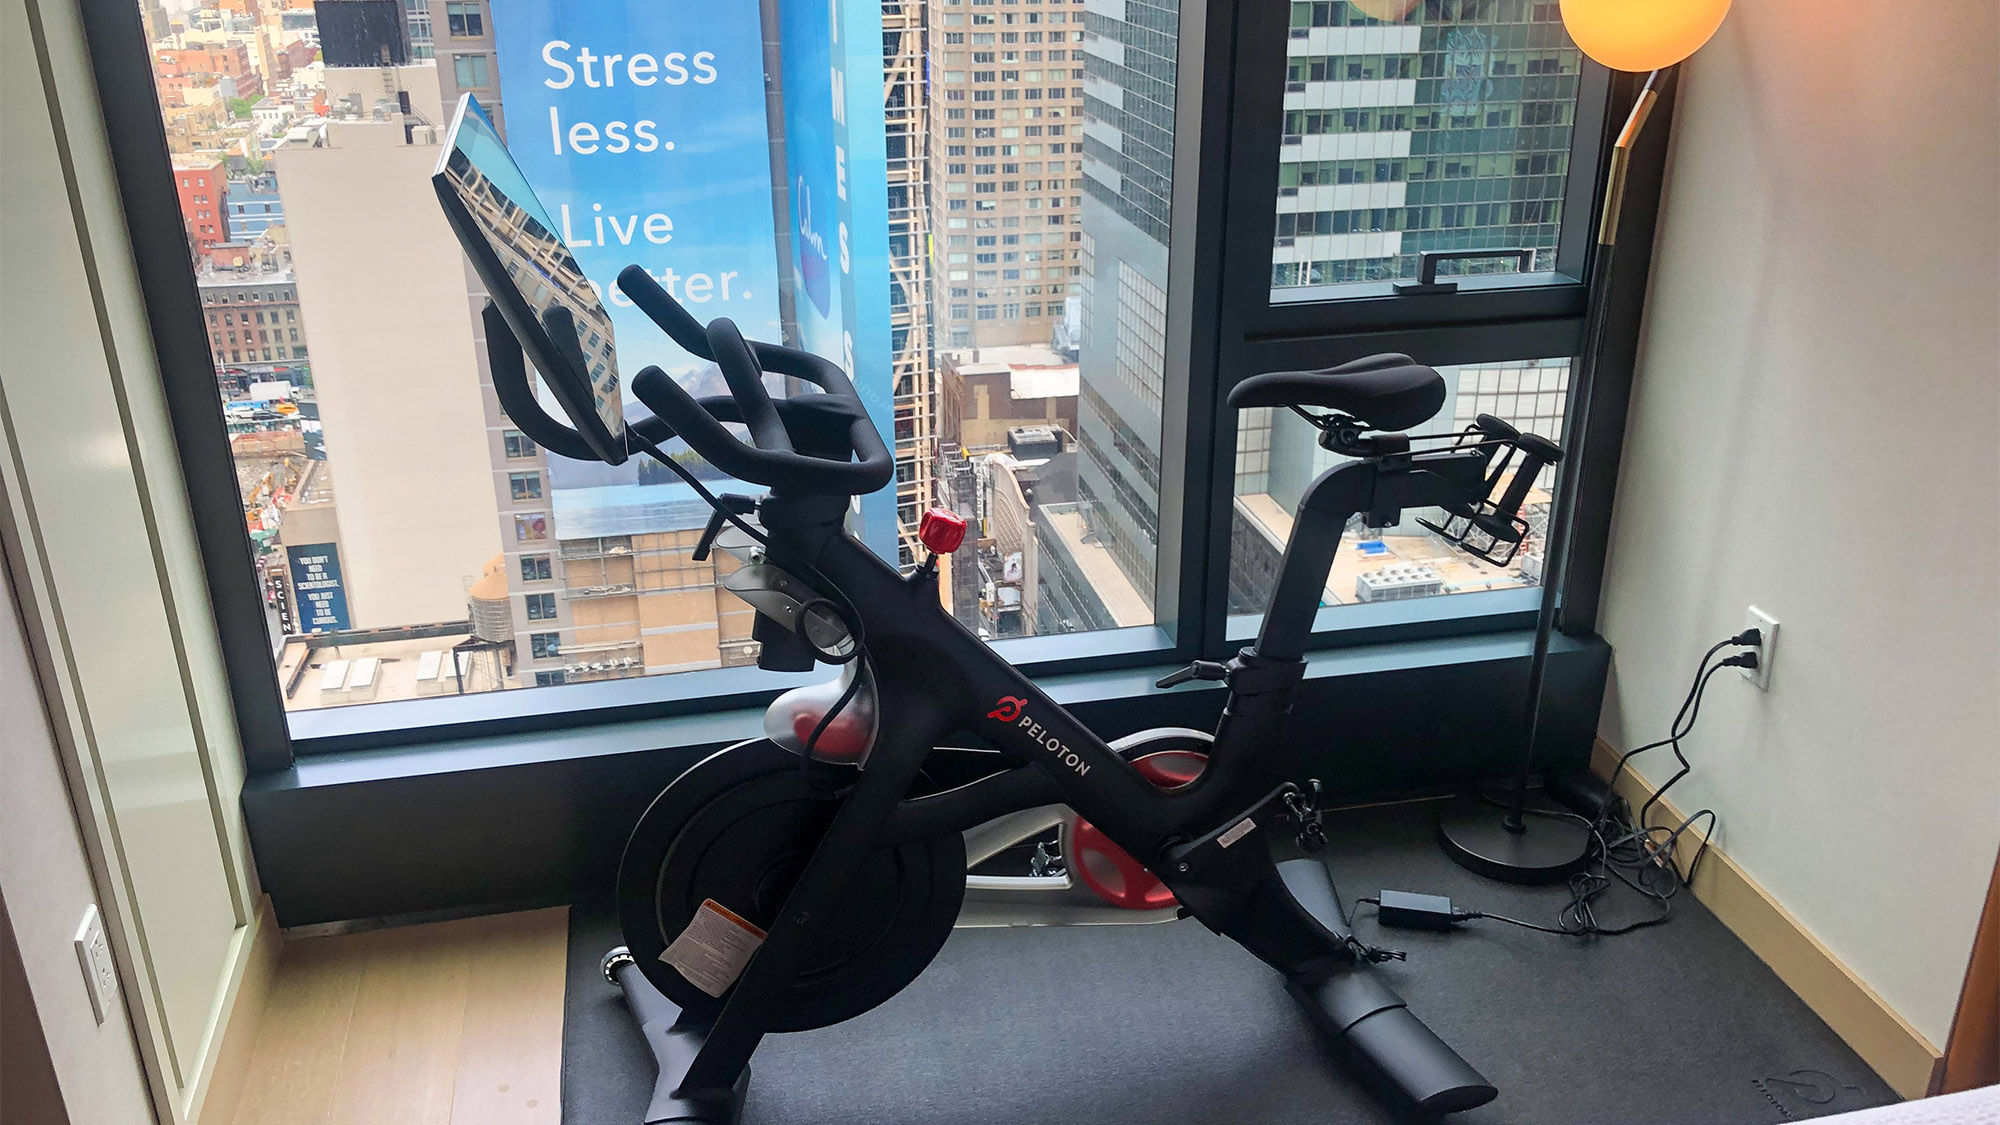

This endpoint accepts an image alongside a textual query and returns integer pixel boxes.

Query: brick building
[153,42,254,106]
[172,156,231,256]
[939,345,1079,452]
[198,266,309,368]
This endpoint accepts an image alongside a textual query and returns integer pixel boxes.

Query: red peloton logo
[987,696,1091,777]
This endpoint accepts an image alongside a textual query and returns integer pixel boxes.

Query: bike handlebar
[615,265,891,495]
[479,267,894,497]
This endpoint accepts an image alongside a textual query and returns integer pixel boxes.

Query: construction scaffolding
[883,0,937,568]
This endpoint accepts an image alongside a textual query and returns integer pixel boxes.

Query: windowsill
[253,625,1593,795]
[283,624,1180,754]
[241,625,1611,924]
[283,591,1544,756]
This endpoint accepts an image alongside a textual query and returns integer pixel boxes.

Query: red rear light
[918,507,967,554]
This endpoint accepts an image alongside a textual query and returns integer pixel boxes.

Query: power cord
[629,430,876,769]
[1360,629,1760,941]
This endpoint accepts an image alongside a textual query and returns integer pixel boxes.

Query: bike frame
[670,444,1489,1096]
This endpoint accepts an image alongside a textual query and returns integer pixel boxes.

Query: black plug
[1727,627,1762,647]
[1718,652,1759,671]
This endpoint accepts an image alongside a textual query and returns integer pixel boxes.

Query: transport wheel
[617,740,965,1032]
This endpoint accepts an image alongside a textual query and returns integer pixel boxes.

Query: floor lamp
[1437,0,1732,883]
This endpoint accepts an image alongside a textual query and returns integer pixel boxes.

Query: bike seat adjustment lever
[1156,660,1228,689]
[692,493,758,561]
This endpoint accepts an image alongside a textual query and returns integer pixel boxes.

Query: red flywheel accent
[1070,749,1206,910]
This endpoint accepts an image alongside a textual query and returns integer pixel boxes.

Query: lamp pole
[1437,69,1663,883]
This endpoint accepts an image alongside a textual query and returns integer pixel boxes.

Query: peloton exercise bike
[436,93,1566,1123]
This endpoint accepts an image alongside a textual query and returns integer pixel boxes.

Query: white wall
[2,0,263,1118]
[0,563,154,1125]
[1598,0,2000,1049]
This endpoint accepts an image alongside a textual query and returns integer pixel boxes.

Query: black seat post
[1252,446,1490,661]
[1254,461,1379,662]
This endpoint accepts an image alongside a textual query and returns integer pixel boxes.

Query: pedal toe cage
[1415,414,1563,568]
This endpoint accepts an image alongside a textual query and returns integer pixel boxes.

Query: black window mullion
[1553,62,1615,279]
[1249,282,1587,342]
[1184,0,1293,661]
[1558,68,1678,637]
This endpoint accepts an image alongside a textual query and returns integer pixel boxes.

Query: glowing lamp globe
[1558,0,1731,72]
[1345,0,1420,21]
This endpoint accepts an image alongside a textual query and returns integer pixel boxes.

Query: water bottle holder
[1415,419,1556,569]
[1417,505,1531,568]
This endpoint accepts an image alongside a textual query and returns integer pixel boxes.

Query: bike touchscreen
[434,94,626,457]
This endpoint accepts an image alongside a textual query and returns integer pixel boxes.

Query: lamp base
[1435,793,1593,885]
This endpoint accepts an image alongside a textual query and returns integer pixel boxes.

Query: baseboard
[1590,740,1946,1100]
[188,895,283,1125]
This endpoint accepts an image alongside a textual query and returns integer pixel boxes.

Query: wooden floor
[224,907,569,1125]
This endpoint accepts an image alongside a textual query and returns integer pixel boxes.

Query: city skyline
[151,0,1591,707]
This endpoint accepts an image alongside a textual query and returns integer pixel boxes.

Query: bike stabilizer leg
[1275,860,1494,1114]
[1170,828,1496,1115]
[1277,860,1495,1114]
[603,949,747,1124]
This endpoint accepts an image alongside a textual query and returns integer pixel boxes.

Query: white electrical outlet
[73,905,118,1025]
[1742,606,1779,691]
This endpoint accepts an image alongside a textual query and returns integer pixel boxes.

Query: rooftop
[198,264,297,286]
[1234,490,1540,607]
[942,345,1079,400]
[275,632,501,711]
[945,343,1069,372]
[1038,503,1152,628]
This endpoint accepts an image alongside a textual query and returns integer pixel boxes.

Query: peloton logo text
[988,697,1092,777]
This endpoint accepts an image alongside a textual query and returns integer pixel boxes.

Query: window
[534,671,567,687]
[445,0,483,37]
[453,54,490,88]
[1230,358,1572,620]
[1271,1,1585,293]
[114,0,1633,746]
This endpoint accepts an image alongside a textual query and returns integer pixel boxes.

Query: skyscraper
[1071,0,1179,613]
[925,0,1088,355]
[278,63,501,628]
[1269,0,1580,289]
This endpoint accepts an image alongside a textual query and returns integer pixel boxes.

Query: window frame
[1188,0,1640,662]
[444,0,484,39]
[76,0,1668,770]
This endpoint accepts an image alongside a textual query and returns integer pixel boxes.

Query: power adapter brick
[1375,889,1459,932]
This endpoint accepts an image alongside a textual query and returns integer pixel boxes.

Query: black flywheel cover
[616,740,966,1032]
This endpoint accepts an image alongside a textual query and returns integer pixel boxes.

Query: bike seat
[1227,353,1447,433]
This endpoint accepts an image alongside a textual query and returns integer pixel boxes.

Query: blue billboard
[489,0,896,556]
[286,542,350,633]
[776,0,897,557]
[491,3,783,359]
